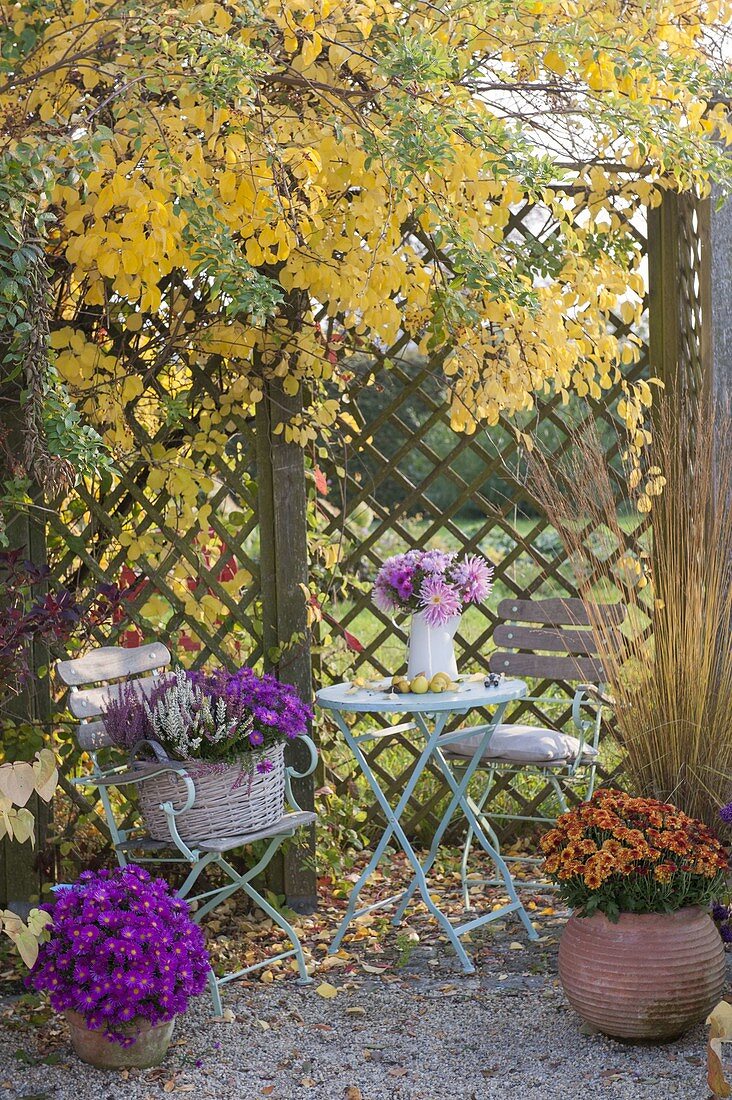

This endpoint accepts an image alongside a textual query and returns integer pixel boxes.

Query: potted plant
[372,549,494,679]
[102,666,312,843]
[541,788,728,1041]
[28,865,209,1068]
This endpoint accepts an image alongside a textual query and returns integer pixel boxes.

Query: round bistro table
[316,678,539,973]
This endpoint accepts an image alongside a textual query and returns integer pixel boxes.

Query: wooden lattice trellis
[311,194,655,840]
[27,188,713,885]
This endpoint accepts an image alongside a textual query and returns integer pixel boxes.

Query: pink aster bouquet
[373,549,494,626]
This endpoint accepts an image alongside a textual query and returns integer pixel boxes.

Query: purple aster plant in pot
[372,550,494,679]
[28,865,210,1069]
[102,666,311,844]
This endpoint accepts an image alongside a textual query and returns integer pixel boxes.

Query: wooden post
[0,382,51,915]
[256,379,316,912]
[710,182,732,406]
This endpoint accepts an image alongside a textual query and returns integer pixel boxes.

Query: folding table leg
[392,708,508,925]
[328,712,478,970]
[432,751,539,942]
[460,769,499,908]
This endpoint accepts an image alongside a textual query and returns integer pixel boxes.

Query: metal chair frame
[450,598,619,902]
[57,644,317,1013]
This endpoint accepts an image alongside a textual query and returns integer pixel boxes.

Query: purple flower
[452,554,494,604]
[102,666,310,765]
[373,576,399,613]
[418,576,461,627]
[394,569,414,600]
[419,549,456,574]
[28,865,209,1047]
[720,802,732,825]
[256,758,275,774]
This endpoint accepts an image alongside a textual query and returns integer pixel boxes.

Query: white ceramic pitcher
[406,611,460,680]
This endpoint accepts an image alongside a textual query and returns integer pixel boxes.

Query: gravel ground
[0,916,723,1100]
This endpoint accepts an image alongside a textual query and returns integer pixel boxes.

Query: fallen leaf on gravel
[346,1007,366,1016]
[300,1077,316,1087]
[707,999,732,1098]
[213,1008,236,1023]
[315,982,338,998]
[361,963,388,974]
[509,941,524,950]
[388,1066,408,1077]
[344,1089,362,1100]
[261,1087,275,1096]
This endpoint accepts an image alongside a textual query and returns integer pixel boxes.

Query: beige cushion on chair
[445,724,599,764]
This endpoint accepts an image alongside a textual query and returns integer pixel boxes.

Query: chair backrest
[488,598,624,684]
[56,643,172,752]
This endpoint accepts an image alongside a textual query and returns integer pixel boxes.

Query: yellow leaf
[315,982,338,998]
[300,33,322,69]
[544,48,567,77]
[707,1000,732,1097]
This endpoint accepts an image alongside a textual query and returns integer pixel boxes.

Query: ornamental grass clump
[373,549,493,625]
[102,665,311,773]
[526,389,732,826]
[28,866,209,1044]
[540,789,728,922]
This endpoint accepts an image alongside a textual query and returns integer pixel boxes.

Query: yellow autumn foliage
[2,0,730,655]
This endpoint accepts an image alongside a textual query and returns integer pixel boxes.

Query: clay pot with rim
[65,1010,175,1069]
[559,906,725,1041]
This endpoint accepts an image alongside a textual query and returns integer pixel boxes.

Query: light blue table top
[315,677,527,715]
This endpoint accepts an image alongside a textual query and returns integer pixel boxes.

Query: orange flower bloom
[540,789,726,907]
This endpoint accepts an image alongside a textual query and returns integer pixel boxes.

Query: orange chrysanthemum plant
[540,790,728,923]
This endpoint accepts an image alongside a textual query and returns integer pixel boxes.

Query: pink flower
[373,577,399,612]
[418,576,461,627]
[452,554,493,604]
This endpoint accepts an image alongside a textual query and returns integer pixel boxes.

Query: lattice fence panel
[47,360,263,862]
[316,194,651,841]
[43,189,709,860]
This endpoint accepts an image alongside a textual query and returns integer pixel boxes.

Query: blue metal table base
[326,706,538,974]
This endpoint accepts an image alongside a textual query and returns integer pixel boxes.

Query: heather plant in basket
[28,865,209,1045]
[102,665,311,774]
[540,789,728,922]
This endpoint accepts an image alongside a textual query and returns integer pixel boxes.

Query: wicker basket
[137,744,286,843]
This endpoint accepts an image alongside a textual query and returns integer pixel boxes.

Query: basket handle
[128,738,171,766]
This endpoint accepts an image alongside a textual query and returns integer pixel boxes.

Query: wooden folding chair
[57,644,317,1012]
[443,598,620,901]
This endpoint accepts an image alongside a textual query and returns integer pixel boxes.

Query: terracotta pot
[65,1010,175,1069]
[559,906,725,1041]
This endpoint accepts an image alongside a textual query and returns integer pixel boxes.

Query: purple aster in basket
[102,664,311,766]
[418,575,462,627]
[28,865,209,1046]
[720,802,732,826]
